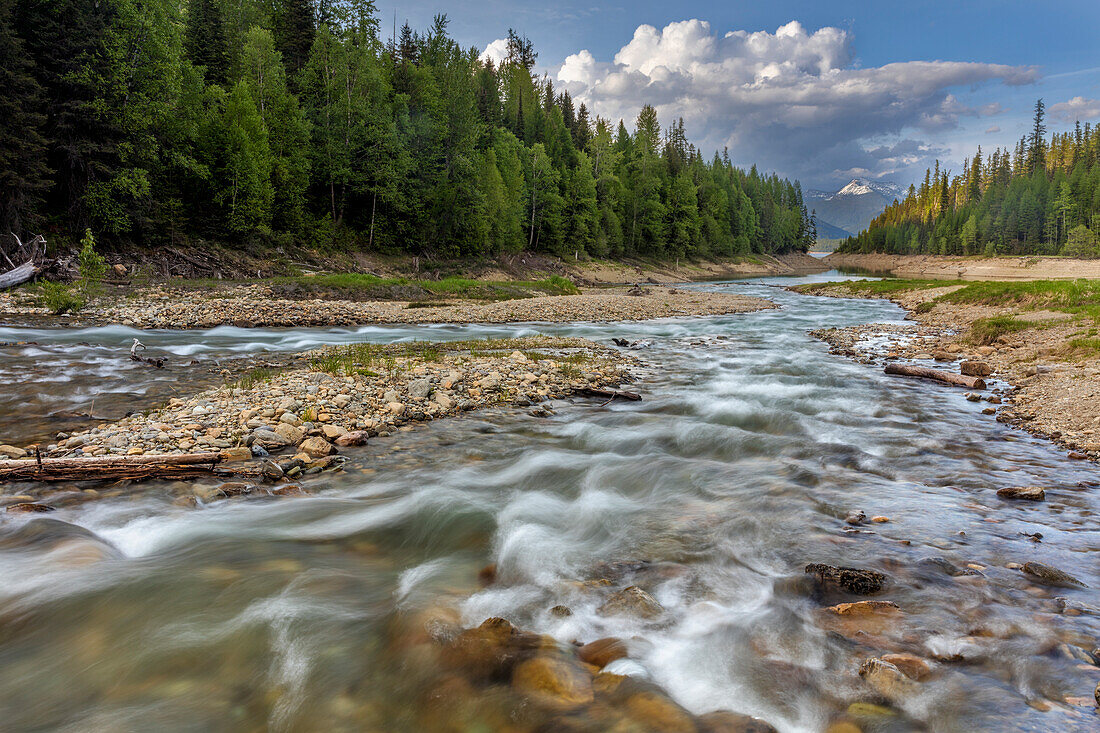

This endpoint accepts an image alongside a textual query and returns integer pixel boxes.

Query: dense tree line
[0,0,811,260]
[841,100,1100,258]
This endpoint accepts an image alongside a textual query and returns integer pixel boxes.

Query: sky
[373,0,1100,191]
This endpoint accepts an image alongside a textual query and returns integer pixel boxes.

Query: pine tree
[273,0,316,79]
[0,0,50,235]
[1027,99,1046,174]
[185,0,232,86]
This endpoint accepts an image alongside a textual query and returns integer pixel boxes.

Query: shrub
[38,281,85,314]
[1061,225,1099,259]
[77,229,108,295]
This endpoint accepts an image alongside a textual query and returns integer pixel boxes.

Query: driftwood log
[0,452,226,483]
[885,363,986,390]
[577,387,642,403]
[0,261,37,290]
[130,338,167,368]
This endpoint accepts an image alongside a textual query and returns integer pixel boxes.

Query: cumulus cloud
[480,38,509,65]
[1050,96,1100,123]
[556,19,1039,186]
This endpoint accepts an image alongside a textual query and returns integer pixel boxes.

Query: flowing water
[1,273,1098,732]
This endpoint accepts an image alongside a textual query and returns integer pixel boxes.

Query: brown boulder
[859,657,918,701]
[578,637,628,668]
[624,691,696,733]
[996,486,1045,501]
[1022,561,1087,588]
[5,502,54,513]
[512,655,594,710]
[334,430,369,447]
[960,360,992,377]
[826,600,899,616]
[299,436,335,458]
[441,617,539,681]
[698,710,779,733]
[881,653,931,681]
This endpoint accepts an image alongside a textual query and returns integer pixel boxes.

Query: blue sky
[375,0,1100,190]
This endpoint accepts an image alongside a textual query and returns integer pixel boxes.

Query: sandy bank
[825,253,1100,280]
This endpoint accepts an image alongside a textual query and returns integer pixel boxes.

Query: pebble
[996,486,1045,501]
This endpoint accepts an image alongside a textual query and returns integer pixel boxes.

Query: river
[0,272,1097,732]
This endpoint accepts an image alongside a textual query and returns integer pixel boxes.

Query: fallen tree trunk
[0,452,224,483]
[576,387,643,402]
[0,261,37,290]
[885,363,986,390]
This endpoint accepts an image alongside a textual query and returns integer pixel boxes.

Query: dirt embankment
[824,253,1100,281]
[796,282,1100,458]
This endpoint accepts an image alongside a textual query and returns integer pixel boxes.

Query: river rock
[434,392,454,410]
[0,445,28,459]
[996,486,1045,501]
[859,657,918,700]
[252,429,292,450]
[221,446,252,462]
[320,424,348,440]
[334,430,368,447]
[407,378,431,399]
[299,437,335,458]
[844,510,866,526]
[1022,561,1087,588]
[442,617,537,680]
[512,655,594,709]
[5,502,54,513]
[598,586,664,619]
[827,600,899,616]
[578,638,628,668]
[1095,680,1099,708]
[698,711,779,733]
[805,563,887,594]
[961,360,992,377]
[881,653,931,680]
[274,423,304,444]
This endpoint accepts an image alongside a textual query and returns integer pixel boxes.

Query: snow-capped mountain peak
[834,178,903,200]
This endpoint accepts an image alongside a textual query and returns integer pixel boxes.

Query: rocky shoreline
[0,284,773,329]
[0,336,638,510]
[798,283,1100,460]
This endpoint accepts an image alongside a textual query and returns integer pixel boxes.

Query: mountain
[806,178,904,238]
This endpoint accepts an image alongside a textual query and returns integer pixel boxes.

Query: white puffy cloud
[1050,96,1100,123]
[557,19,1039,186]
[480,38,509,65]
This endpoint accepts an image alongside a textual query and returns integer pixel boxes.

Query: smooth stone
[624,691,695,733]
[220,446,252,462]
[996,486,1045,501]
[697,710,779,733]
[827,600,900,616]
[334,431,368,447]
[881,653,931,680]
[598,586,664,619]
[407,378,431,399]
[0,445,28,459]
[960,360,992,377]
[299,437,335,458]
[512,655,594,710]
[1022,561,1087,588]
[274,423,304,445]
[577,638,628,668]
[320,424,348,440]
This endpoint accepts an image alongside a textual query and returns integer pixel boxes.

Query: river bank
[825,252,1100,280]
[0,284,775,329]
[795,279,1100,458]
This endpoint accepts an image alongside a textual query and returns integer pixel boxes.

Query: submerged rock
[578,638,628,669]
[698,710,779,732]
[1022,561,1087,588]
[598,586,664,619]
[880,653,931,681]
[512,655,594,710]
[826,600,899,616]
[805,563,887,595]
[996,486,1045,501]
[858,655,919,695]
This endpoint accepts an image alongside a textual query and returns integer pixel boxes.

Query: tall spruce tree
[273,0,315,78]
[185,0,231,86]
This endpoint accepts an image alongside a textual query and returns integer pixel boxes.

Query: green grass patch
[236,367,276,389]
[936,279,1100,317]
[166,273,579,302]
[969,315,1033,346]
[1066,337,1100,357]
[795,278,962,295]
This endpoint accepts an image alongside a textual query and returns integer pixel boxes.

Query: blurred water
[0,272,1098,732]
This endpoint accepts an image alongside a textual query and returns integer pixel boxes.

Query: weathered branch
[0,452,225,483]
[885,363,986,389]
